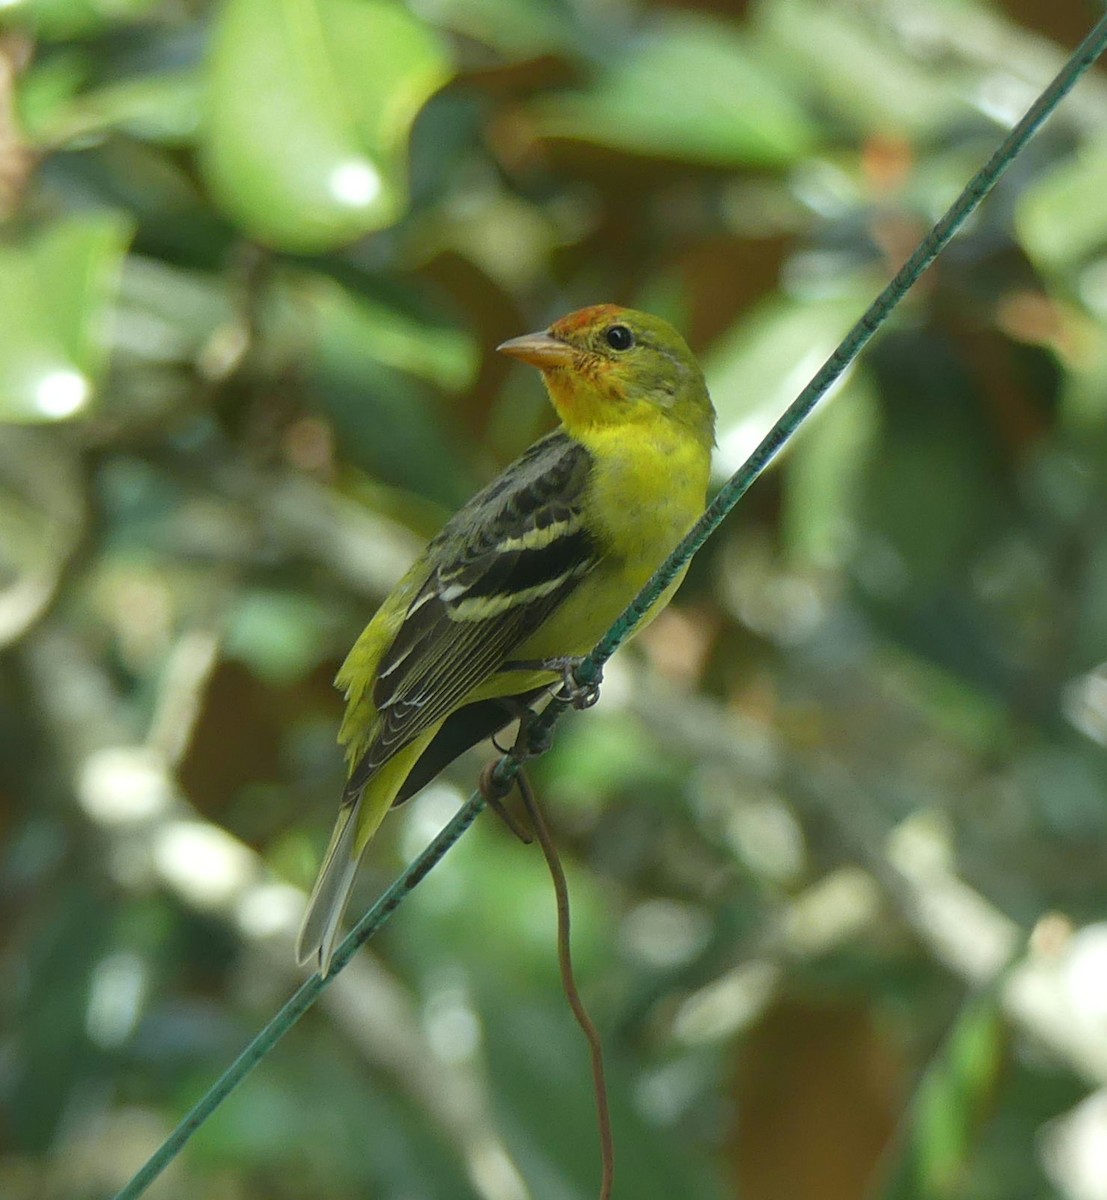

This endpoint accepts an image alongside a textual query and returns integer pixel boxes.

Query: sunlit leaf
[530,14,817,167]
[0,213,133,423]
[275,273,478,505]
[202,0,452,251]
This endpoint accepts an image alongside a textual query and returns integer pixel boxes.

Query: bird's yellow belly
[516,421,708,662]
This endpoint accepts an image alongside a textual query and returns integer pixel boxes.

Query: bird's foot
[552,657,602,710]
[502,655,603,711]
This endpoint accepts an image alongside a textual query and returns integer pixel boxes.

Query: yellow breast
[516,417,710,662]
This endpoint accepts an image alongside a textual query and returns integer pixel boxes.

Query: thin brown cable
[515,769,614,1200]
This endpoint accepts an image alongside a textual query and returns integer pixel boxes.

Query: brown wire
[515,769,614,1200]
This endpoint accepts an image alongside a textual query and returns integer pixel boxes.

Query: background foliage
[3,0,1107,1197]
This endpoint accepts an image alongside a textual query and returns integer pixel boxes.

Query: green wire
[114,14,1107,1198]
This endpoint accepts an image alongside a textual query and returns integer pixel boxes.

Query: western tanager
[297,304,716,973]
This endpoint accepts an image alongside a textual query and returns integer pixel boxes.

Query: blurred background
[3,0,1107,1196]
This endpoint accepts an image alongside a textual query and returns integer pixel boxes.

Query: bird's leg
[478,660,598,838]
[479,730,534,844]
[501,656,604,711]
[475,693,556,836]
[514,698,560,758]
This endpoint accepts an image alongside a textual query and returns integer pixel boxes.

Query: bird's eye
[604,324,634,351]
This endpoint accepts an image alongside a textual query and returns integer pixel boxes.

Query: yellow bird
[297,304,716,973]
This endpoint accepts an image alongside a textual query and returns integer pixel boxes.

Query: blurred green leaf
[542,711,687,817]
[1,0,157,38]
[21,69,205,147]
[201,0,452,251]
[416,0,573,59]
[531,14,817,167]
[783,374,879,568]
[14,51,87,143]
[199,1036,476,1197]
[282,274,477,504]
[224,590,337,684]
[876,995,1005,1199]
[852,328,1034,697]
[0,212,133,423]
[293,275,478,393]
[1016,137,1107,275]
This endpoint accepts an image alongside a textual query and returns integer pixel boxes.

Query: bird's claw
[553,658,602,710]
[501,655,603,711]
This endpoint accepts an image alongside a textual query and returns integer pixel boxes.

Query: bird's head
[497,305,715,450]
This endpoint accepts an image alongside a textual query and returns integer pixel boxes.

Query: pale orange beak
[496,330,576,368]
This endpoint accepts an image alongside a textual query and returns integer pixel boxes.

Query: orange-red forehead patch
[549,303,627,339]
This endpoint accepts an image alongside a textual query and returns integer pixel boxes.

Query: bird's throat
[542,359,622,434]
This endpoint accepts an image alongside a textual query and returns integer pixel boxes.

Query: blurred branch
[0,430,88,648]
[0,32,34,219]
[884,0,1107,130]
[263,472,420,596]
[629,677,1107,1089]
[140,445,421,599]
[145,628,222,768]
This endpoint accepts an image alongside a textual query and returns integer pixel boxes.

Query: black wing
[345,431,600,798]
